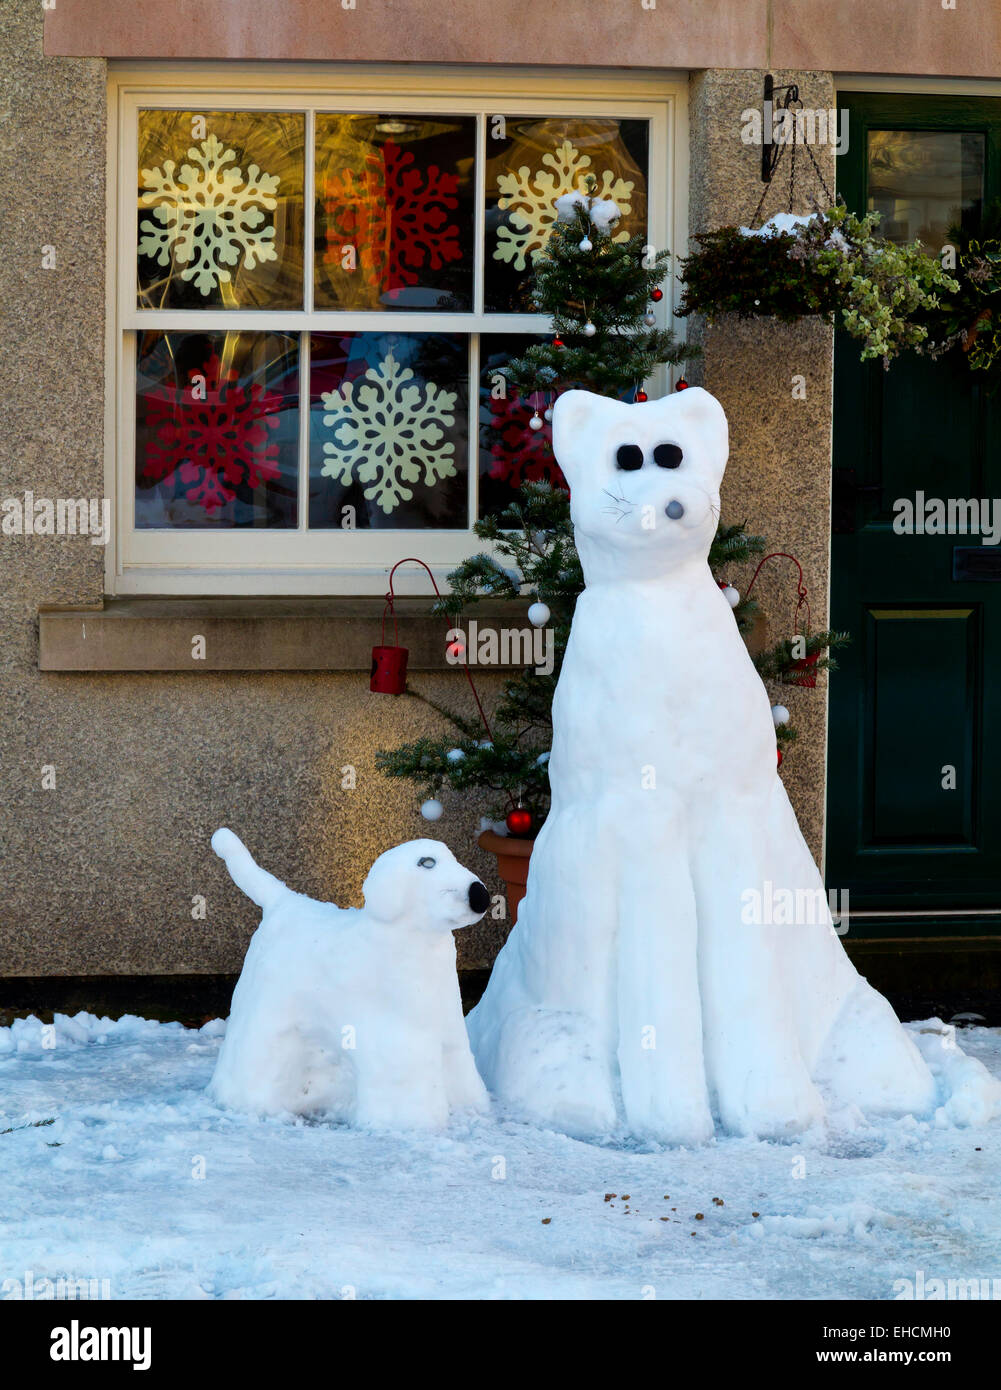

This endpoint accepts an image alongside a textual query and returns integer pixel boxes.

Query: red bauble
[553,336,565,348]
[506,807,533,837]
[675,378,689,391]
[635,389,648,402]
[776,746,784,767]
[650,287,664,302]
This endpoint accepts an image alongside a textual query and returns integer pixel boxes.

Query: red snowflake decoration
[141,352,282,513]
[321,140,462,296]
[486,395,567,490]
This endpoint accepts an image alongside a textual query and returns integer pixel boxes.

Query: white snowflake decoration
[320,350,458,514]
[139,133,281,296]
[495,140,634,271]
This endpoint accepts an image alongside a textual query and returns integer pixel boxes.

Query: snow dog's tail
[212,828,287,912]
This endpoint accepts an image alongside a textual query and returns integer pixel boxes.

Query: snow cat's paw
[485,1006,618,1137]
[717,1065,826,1140]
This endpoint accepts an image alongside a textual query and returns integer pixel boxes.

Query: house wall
[3,0,841,975]
[43,0,1001,78]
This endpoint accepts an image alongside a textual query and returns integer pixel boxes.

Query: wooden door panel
[865,607,977,847]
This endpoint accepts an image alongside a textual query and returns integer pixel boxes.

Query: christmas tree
[376,182,846,835]
[502,178,692,398]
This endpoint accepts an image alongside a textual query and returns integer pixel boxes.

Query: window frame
[106,63,689,596]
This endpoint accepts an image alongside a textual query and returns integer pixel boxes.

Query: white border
[105,63,689,596]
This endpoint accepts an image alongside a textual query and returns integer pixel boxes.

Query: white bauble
[543,406,554,422]
[722,584,740,608]
[420,798,443,821]
[446,748,466,762]
[529,413,544,431]
[579,237,593,253]
[477,739,493,750]
[583,321,596,337]
[527,601,550,627]
[644,311,657,327]
[771,704,790,727]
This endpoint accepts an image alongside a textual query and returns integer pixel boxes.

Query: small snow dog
[209,829,491,1129]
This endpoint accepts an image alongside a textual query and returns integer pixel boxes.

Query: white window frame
[106,64,689,596]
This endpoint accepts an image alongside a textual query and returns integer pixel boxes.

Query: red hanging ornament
[635,389,648,402]
[777,746,783,767]
[553,336,565,348]
[650,287,664,302]
[675,378,689,391]
[506,807,533,837]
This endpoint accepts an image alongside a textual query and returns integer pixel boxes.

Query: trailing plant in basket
[679,205,959,368]
[917,201,1001,380]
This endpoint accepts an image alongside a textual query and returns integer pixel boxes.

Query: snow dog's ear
[362,847,409,924]
[552,388,609,489]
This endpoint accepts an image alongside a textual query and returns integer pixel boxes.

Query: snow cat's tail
[212,828,288,912]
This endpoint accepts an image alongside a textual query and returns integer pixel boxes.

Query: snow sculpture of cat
[467,386,939,1143]
[210,830,490,1129]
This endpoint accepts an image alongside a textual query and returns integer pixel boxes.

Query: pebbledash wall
[1,1,997,978]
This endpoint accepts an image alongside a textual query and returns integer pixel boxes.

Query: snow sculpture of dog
[209,830,490,1129]
[467,386,940,1144]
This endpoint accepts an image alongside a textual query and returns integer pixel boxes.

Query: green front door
[828,93,1001,938]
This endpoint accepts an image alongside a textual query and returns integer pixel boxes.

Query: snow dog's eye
[615,443,644,471]
[417,856,437,869]
[653,443,683,469]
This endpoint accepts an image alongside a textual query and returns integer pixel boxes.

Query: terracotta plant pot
[478,829,535,925]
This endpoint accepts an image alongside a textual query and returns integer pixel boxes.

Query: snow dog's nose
[468,881,490,914]
[665,500,685,520]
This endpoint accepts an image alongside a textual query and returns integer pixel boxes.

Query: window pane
[485,117,649,313]
[314,115,475,312]
[309,333,469,528]
[136,332,299,528]
[867,130,985,250]
[137,110,304,309]
[478,335,568,519]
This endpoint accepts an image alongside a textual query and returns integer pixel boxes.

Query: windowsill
[38,597,530,672]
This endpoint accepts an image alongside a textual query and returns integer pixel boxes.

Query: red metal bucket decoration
[787,650,820,688]
[371,589,409,694]
[370,643,408,694]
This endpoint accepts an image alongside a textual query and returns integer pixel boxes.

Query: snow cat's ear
[552,389,609,488]
[362,848,408,924]
[664,386,729,477]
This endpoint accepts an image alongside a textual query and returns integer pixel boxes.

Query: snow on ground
[1,1012,1000,1301]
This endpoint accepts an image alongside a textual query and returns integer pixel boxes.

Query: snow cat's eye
[417,856,437,869]
[654,443,683,469]
[615,444,644,471]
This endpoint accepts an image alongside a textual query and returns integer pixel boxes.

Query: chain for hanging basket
[748,88,835,230]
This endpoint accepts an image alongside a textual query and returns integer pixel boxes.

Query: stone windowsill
[38,597,531,672]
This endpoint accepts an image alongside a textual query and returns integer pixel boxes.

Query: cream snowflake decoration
[321,350,458,514]
[494,140,634,271]
[139,133,281,296]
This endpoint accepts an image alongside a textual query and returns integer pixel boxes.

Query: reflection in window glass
[478,335,568,520]
[485,117,649,313]
[314,115,476,312]
[135,332,299,528]
[309,333,469,529]
[867,130,984,250]
[137,111,305,310]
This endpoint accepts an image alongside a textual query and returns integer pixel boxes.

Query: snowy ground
[2,1012,1000,1301]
